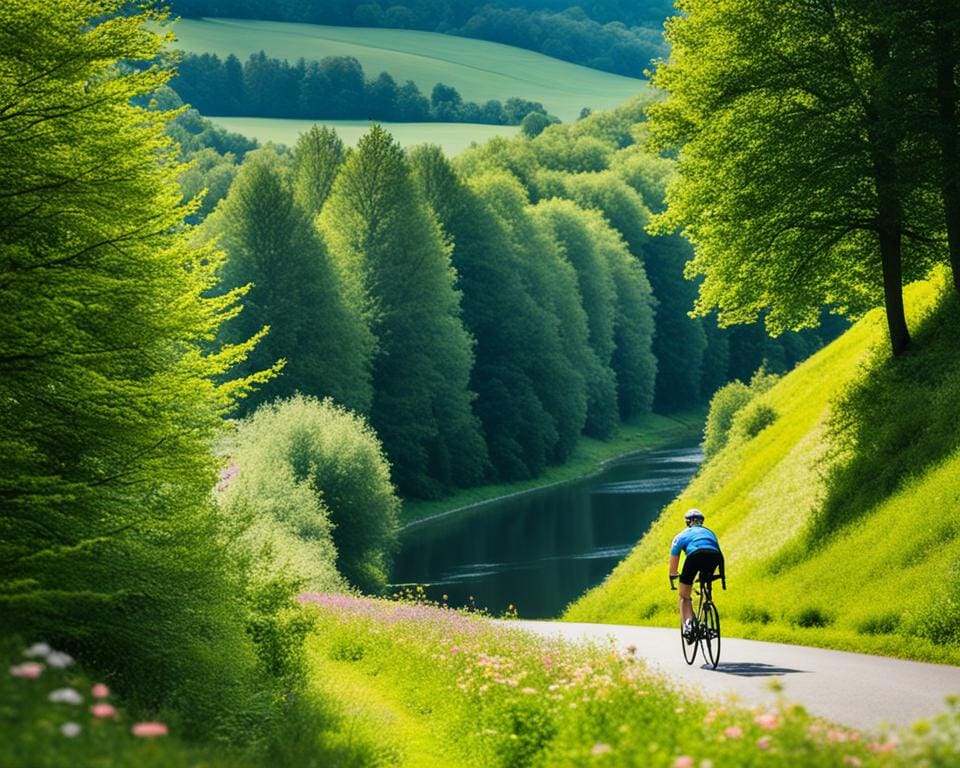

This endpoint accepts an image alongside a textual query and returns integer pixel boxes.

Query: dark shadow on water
[707,662,809,677]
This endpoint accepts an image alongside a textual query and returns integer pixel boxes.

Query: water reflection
[391,446,702,618]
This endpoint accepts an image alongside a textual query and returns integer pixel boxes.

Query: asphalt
[509,620,960,734]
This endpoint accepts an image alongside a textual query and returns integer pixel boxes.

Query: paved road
[510,620,960,733]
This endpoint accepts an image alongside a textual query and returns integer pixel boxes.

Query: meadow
[567,271,960,665]
[169,18,647,122]
[207,116,518,155]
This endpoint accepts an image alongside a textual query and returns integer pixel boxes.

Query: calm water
[391,445,703,618]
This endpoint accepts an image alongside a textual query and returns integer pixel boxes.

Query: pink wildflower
[10,662,44,679]
[754,712,780,731]
[449,646,460,655]
[591,742,612,756]
[723,726,743,739]
[132,721,168,737]
[756,736,771,750]
[91,703,118,719]
[673,757,694,768]
[92,683,110,699]
[867,740,897,753]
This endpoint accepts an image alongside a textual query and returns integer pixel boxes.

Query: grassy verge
[566,274,960,665]
[401,410,705,527]
[302,593,960,767]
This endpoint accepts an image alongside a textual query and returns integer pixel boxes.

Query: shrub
[740,605,773,625]
[793,607,832,628]
[857,612,901,636]
[731,400,778,441]
[702,380,751,458]
[227,396,400,594]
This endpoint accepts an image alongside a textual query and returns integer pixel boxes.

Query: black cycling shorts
[679,548,723,586]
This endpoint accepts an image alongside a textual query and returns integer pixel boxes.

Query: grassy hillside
[566,272,960,665]
[206,116,518,155]
[170,18,646,122]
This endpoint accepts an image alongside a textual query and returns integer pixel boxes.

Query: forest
[166,0,670,77]
[172,50,556,124]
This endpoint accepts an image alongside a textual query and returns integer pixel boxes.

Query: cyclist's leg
[678,581,694,624]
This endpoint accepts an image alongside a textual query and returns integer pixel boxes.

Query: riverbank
[400,409,705,528]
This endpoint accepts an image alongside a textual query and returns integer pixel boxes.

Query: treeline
[167,0,669,78]
[193,97,844,502]
[173,51,556,124]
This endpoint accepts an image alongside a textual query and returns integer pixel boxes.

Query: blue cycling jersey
[670,525,721,557]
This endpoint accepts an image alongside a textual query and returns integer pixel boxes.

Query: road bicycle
[670,563,725,669]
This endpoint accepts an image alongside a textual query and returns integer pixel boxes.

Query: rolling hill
[169,18,647,122]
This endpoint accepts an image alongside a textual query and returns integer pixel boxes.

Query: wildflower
[10,662,44,679]
[91,703,118,719]
[132,722,168,737]
[591,742,612,756]
[46,651,74,669]
[521,687,537,695]
[756,736,771,750]
[49,688,84,705]
[754,712,780,731]
[867,739,897,753]
[23,643,51,658]
[723,726,743,739]
[92,683,110,699]
[673,757,694,768]
[60,722,82,738]
[843,757,863,767]
[450,646,460,655]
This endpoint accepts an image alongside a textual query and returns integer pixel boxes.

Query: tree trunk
[867,36,911,356]
[933,18,960,295]
[878,225,911,356]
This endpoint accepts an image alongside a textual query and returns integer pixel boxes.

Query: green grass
[169,18,647,122]
[206,116,519,155]
[400,409,705,527]
[301,592,960,767]
[565,271,960,665]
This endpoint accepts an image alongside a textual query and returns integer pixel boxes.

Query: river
[391,444,703,619]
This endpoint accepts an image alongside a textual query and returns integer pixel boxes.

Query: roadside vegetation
[567,273,960,665]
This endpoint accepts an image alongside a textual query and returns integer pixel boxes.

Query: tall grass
[566,273,960,664]
[302,593,960,767]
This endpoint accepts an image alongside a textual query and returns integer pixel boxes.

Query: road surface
[510,620,960,733]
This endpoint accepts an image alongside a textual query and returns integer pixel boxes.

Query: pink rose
[132,722,169,737]
[10,662,44,679]
[91,703,118,719]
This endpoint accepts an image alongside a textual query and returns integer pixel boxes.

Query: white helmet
[684,508,705,523]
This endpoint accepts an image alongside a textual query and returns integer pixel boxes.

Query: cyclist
[669,508,723,643]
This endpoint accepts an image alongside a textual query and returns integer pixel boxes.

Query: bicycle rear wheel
[700,602,721,669]
[681,621,698,665]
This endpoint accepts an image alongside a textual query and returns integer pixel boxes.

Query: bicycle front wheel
[681,621,698,665]
[700,602,721,669]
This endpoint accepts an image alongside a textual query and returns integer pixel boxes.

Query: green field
[170,18,647,122]
[208,116,518,154]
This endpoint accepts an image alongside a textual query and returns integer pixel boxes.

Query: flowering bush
[303,593,960,767]
[0,640,251,768]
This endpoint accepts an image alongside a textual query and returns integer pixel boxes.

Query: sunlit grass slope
[171,18,646,121]
[207,116,518,155]
[566,273,960,664]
